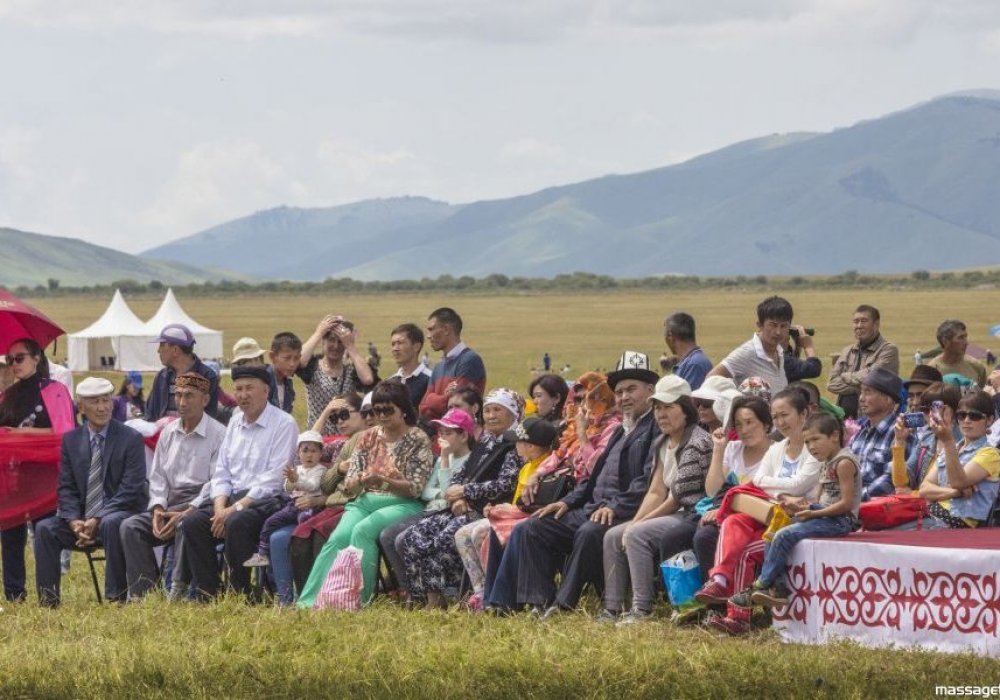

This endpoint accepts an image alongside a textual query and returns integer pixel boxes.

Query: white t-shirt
[720,334,787,393]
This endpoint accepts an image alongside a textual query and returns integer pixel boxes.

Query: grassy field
[5,288,1000,697]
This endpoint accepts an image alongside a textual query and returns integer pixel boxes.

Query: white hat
[361,392,373,410]
[691,375,738,402]
[649,375,692,405]
[298,430,323,446]
[232,337,266,363]
[76,376,115,398]
[713,388,744,426]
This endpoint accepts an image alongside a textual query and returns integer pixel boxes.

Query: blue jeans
[759,510,854,587]
[269,525,296,606]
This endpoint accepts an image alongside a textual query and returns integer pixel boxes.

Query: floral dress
[399,432,522,597]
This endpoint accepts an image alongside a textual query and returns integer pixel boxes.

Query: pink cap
[431,407,476,436]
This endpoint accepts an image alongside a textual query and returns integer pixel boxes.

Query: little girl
[729,412,861,609]
[244,431,327,568]
[454,416,556,610]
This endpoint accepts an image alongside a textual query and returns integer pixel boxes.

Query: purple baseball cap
[153,323,195,348]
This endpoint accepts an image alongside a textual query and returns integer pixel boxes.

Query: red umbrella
[0,289,65,355]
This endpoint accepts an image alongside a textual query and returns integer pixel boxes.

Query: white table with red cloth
[773,529,1000,656]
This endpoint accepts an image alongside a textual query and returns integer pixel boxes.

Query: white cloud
[1,0,995,44]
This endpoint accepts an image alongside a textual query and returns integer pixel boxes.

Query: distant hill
[135,92,1000,279]
[0,227,253,287]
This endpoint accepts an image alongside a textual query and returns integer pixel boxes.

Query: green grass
[3,576,999,699]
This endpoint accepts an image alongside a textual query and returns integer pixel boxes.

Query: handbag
[517,467,575,512]
[858,494,927,530]
[729,493,778,525]
[660,550,701,606]
[314,545,364,611]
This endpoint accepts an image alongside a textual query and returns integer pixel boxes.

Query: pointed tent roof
[142,288,220,335]
[70,289,149,338]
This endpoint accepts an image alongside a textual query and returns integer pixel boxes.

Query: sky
[1,0,999,253]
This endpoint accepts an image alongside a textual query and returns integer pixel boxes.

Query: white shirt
[48,362,74,393]
[284,464,328,498]
[444,342,468,360]
[392,363,432,383]
[751,438,822,498]
[720,334,787,393]
[148,413,226,510]
[210,402,298,502]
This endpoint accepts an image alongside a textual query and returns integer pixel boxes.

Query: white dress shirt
[210,402,298,502]
[148,413,227,511]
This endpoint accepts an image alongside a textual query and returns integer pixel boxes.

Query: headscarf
[484,387,525,423]
[550,372,619,463]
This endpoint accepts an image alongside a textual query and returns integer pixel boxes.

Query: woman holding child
[297,381,432,607]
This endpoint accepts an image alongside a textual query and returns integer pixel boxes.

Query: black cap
[231,365,271,386]
[504,416,558,450]
[862,367,902,401]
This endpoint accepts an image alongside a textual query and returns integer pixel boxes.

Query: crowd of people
[2,298,999,635]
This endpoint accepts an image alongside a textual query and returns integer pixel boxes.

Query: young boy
[268,331,302,413]
[244,431,327,568]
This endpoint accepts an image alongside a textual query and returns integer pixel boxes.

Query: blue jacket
[58,420,148,521]
[144,355,220,421]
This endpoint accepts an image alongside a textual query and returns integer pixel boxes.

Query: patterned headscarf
[551,372,619,462]
[484,387,525,422]
[739,376,772,404]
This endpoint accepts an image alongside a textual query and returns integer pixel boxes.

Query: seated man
[145,323,220,420]
[708,296,792,394]
[929,320,987,387]
[34,377,147,606]
[486,351,658,615]
[851,367,911,500]
[120,373,226,599]
[174,365,298,598]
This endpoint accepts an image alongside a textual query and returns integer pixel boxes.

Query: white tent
[141,288,224,363]
[67,290,159,371]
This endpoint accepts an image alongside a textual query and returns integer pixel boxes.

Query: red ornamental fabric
[0,433,61,530]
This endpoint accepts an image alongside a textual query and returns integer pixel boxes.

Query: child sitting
[455,416,556,610]
[244,431,327,568]
[728,412,861,611]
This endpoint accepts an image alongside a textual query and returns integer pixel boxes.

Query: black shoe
[750,581,791,608]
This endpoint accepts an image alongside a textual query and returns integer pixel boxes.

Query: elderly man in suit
[34,377,148,606]
[486,351,659,615]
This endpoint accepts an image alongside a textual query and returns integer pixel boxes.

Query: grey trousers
[121,509,186,599]
[603,512,699,613]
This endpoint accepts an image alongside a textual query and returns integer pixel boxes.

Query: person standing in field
[827,305,900,420]
[707,297,792,394]
[297,315,377,434]
[663,312,713,390]
[145,323,220,421]
[418,308,487,421]
[389,323,433,410]
[267,332,302,414]
[929,320,987,387]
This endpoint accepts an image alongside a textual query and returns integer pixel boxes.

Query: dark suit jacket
[561,409,658,520]
[58,419,148,521]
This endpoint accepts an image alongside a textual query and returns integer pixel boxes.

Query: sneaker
[694,580,729,605]
[242,553,270,568]
[670,604,708,627]
[595,609,620,624]
[750,582,791,608]
[617,608,654,625]
[539,604,565,621]
[706,613,750,636]
[729,581,766,608]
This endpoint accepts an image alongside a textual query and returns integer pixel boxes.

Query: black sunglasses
[5,353,31,365]
[333,409,357,422]
[956,410,988,421]
[371,405,397,417]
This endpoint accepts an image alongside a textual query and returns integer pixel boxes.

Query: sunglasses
[5,353,31,365]
[371,405,396,417]
[956,410,988,422]
[333,409,357,422]
[360,408,374,418]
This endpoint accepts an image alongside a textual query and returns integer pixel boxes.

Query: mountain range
[144,92,1000,280]
[4,91,1000,288]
